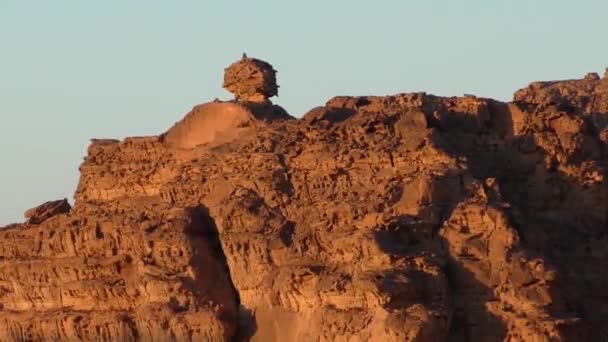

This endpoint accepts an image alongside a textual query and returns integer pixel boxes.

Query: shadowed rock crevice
[185,205,258,342]
[424,93,598,341]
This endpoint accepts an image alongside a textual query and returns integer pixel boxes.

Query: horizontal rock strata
[2,67,608,341]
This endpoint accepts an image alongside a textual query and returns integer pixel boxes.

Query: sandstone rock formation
[24,199,71,224]
[223,54,279,103]
[163,55,291,150]
[2,58,608,341]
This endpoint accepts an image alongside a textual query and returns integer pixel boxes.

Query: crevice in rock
[186,205,256,342]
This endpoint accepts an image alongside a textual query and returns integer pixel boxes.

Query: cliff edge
[2,59,608,341]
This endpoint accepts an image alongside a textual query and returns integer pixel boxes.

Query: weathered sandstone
[223,54,279,103]
[2,57,608,341]
[24,199,71,225]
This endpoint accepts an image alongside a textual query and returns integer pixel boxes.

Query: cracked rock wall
[2,72,608,341]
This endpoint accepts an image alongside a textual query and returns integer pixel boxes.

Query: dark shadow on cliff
[373,209,508,341]
[184,205,258,342]
[424,99,600,340]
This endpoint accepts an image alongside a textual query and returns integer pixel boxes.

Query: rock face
[2,59,608,341]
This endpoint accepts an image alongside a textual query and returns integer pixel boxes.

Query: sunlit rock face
[223,54,279,103]
[163,56,292,150]
[2,58,608,341]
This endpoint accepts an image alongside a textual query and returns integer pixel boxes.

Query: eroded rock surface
[2,61,608,341]
[24,199,71,224]
[223,54,279,103]
[163,56,292,150]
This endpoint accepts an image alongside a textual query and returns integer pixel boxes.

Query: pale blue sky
[1,1,606,224]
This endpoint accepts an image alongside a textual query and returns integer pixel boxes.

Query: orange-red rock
[24,199,71,224]
[223,54,279,103]
[2,58,608,341]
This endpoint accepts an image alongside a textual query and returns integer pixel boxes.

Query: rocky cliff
[1,59,608,341]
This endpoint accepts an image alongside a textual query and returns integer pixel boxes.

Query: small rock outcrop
[163,56,291,149]
[2,62,608,341]
[223,54,279,103]
[24,198,71,224]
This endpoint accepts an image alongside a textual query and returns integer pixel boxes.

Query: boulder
[24,198,71,224]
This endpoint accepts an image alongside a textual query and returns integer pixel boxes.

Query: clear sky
[1,1,606,225]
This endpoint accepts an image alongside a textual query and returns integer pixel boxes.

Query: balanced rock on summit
[223,54,279,103]
[163,56,291,149]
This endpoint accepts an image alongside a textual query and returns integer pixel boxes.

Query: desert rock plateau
[2,57,608,341]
